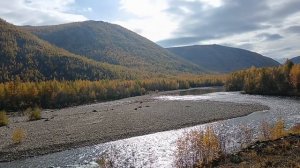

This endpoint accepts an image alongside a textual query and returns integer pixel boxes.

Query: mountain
[291,56,300,64]
[22,21,203,73]
[0,19,136,82]
[167,45,280,73]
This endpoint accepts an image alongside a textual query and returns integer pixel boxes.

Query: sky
[0,0,299,61]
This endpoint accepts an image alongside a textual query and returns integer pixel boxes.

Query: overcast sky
[0,0,299,61]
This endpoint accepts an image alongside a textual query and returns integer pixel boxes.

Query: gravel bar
[0,89,269,162]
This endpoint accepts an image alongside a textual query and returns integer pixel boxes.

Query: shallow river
[1,88,299,168]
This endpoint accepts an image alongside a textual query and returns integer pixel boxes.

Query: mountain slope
[167,45,280,73]
[23,21,204,73]
[0,19,136,82]
[291,56,300,64]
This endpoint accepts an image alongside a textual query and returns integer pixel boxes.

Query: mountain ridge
[291,56,300,64]
[22,20,205,74]
[0,18,137,82]
[167,44,280,73]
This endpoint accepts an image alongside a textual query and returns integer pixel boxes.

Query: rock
[230,154,243,163]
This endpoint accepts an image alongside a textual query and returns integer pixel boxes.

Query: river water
[1,89,299,168]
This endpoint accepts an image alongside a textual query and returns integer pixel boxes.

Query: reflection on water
[1,89,299,168]
[168,87,225,96]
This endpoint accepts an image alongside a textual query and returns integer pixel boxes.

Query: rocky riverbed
[0,88,268,162]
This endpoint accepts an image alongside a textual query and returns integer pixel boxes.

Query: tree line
[0,75,225,111]
[225,61,300,96]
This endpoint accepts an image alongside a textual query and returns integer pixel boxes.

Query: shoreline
[0,88,269,162]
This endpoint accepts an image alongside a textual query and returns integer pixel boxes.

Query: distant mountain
[291,56,300,64]
[23,21,204,73]
[0,19,135,82]
[167,45,280,73]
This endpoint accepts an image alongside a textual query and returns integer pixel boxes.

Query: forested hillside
[167,45,280,73]
[291,56,300,64]
[0,19,137,82]
[23,21,204,73]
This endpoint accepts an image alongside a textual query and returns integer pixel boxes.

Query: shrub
[175,127,224,168]
[289,123,300,135]
[0,111,9,126]
[260,120,272,141]
[12,128,26,144]
[27,107,42,121]
[260,119,288,141]
[270,119,287,140]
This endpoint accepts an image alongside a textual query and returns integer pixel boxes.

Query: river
[1,88,299,168]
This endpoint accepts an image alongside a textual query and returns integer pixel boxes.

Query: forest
[0,75,225,111]
[225,61,300,96]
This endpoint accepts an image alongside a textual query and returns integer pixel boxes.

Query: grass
[0,111,9,126]
[12,128,26,144]
[27,107,42,121]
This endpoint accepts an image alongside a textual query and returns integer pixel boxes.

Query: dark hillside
[168,44,280,73]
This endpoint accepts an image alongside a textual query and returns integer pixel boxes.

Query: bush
[271,119,287,140]
[289,123,300,135]
[27,107,42,121]
[12,128,26,144]
[175,127,223,168]
[0,111,9,126]
[260,119,288,141]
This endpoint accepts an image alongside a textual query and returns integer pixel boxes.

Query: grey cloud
[0,0,87,26]
[285,26,300,34]
[158,35,214,47]
[159,0,299,47]
[256,33,283,41]
[236,43,255,50]
[272,0,300,20]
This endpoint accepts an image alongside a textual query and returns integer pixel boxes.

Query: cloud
[0,0,299,59]
[285,26,300,34]
[256,33,283,41]
[115,0,178,41]
[159,0,290,46]
[154,0,300,59]
[0,0,87,26]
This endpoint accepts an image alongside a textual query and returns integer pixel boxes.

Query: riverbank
[217,135,300,168]
[0,88,268,162]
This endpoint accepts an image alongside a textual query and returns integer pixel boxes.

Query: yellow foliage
[271,119,287,140]
[290,64,300,92]
[175,127,223,168]
[289,123,300,135]
[0,75,226,111]
[0,111,9,126]
[226,62,299,95]
[12,128,26,144]
[260,119,288,141]
[27,107,42,121]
